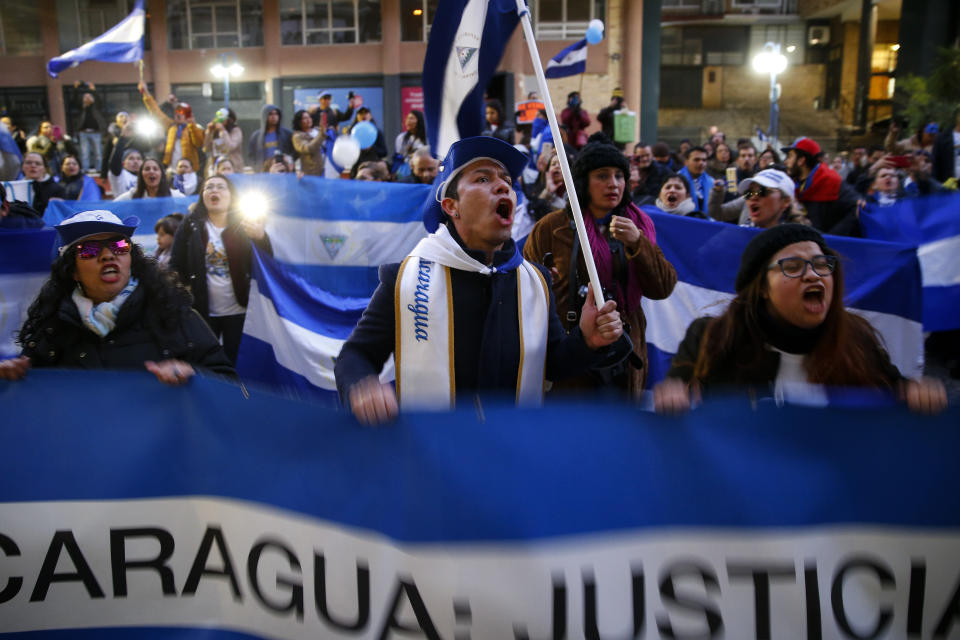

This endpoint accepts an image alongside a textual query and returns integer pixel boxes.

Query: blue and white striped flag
[642,212,925,387]
[422,0,522,157]
[859,192,960,332]
[544,38,588,79]
[0,229,56,358]
[47,0,145,78]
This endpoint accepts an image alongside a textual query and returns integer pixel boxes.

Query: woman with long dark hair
[523,134,677,396]
[168,174,273,364]
[114,157,185,200]
[393,109,426,178]
[59,154,102,200]
[0,210,234,382]
[654,224,946,413]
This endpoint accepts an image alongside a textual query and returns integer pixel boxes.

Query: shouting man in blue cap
[335,136,629,424]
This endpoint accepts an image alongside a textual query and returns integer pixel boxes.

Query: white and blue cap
[54,210,139,255]
[738,168,795,200]
[422,136,529,232]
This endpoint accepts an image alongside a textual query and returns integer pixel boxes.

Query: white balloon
[332,135,361,168]
[589,19,604,33]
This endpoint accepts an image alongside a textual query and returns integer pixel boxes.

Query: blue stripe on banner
[44,196,197,227]
[229,174,430,223]
[924,284,960,333]
[280,263,382,299]
[645,341,677,390]
[250,249,368,339]
[2,370,959,537]
[0,228,56,272]
[860,191,960,245]
[235,334,340,407]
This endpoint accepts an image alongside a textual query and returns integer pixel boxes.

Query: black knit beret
[735,224,829,292]
[571,133,630,184]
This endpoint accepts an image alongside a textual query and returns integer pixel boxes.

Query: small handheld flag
[47,0,145,78]
[544,38,588,79]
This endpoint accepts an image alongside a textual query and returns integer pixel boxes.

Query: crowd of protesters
[0,85,957,413]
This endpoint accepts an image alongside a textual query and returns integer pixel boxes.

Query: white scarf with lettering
[395,225,549,410]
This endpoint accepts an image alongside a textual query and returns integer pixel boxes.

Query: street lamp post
[210,53,244,109]
[752,42,788,150]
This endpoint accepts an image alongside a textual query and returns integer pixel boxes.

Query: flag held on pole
[544,38,588,78]
[422,0,522,158]
[47,0,145,78]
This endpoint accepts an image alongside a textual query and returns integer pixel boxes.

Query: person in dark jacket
[782,137,860,236]
[481,99,515,144]
[653,224,946,414]
[247,104,294,172]
[71,88,108,173]
[335,136,629,424]
[168,174,273,364]
[0,210,234,383]
[629,142,669,204]
[22,151,65,215]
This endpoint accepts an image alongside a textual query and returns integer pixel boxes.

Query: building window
[399,0,437,42]
[280,0,381,45]
[662,26,748,67]
[167,0,263,49]
[56,0,150,54]
[661,0,701,10]
[532,0,605,40]
[0,1,43,56]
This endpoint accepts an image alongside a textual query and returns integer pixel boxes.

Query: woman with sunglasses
[709,168,808,228]
[0,210,234,383]
[654,225,946,414]
[168,174,272,365]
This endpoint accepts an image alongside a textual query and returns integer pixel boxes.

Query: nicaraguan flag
[859,191,960,332]
[423,0,522,157]
[238,248,394,406]
[47,0,145,78]
[642,212,925,387]
[0,229,57,358]
[544,38,588,78]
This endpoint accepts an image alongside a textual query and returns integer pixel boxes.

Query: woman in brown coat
[524,135,677,396]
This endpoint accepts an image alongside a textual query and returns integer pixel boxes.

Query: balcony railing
[662,0,798,15]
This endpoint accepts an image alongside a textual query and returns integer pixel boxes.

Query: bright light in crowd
[753,47,788,75]
[413,8,422,15]
[239,191,269,222]
[786,45,796,53]
[228,63,244,76]
[135,118,159,137]
[210,64,225,77]
[891,44,900,51]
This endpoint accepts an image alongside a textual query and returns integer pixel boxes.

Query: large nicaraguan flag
[642,212,925,387]
[1,370,959,638]
[237,248,394,406]
[544,38,588,78]
[423,0,522,157]
[47,0,145,78]
[858,192,960,332]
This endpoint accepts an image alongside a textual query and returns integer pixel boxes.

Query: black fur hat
[570,133,630,210]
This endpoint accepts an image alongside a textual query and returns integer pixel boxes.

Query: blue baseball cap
[924,122,940,135]
[422,136,529,232]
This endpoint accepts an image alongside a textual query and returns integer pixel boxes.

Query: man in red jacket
[782,137,860,236]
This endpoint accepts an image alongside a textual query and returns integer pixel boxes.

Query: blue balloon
[352,121,378,149]
[585,26,603,45]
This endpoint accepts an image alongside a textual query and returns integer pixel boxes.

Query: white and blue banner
[642,212,925,387]
[1,370,959,639]
[859,192,960,332]
[0,229,56,358]
[46,0,145,78]
[422,0,522,157]
[544,38,588,79]
[2,179,32,204]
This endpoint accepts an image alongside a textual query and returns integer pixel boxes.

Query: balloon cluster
[331,121,379,168]
[586,19,604,45]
